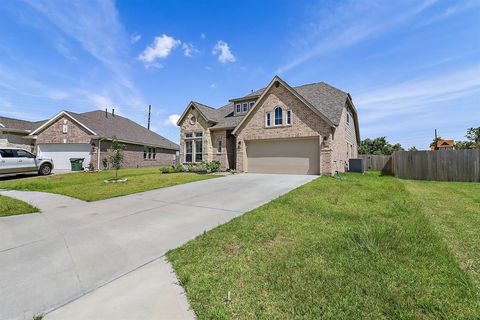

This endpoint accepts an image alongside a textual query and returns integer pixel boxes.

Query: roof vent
[274,81,280,88]
[112,108,115,117]
[105,108,108,118]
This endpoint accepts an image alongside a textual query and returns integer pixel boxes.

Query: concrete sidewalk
[0,173,317,320]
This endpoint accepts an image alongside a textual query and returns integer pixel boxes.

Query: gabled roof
[182,76,353,133]
[0,116,46,132]
[233,76,338,135]
[3,110,178,150]
[74,110,179,150]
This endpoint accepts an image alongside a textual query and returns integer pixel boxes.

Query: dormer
[229,93,261,116]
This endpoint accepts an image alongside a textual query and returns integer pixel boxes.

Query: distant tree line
[359,127,479,155]
[358,137,403,155]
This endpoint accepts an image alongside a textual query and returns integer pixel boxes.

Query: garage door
[38,144,91,170]
[246,138,320,175]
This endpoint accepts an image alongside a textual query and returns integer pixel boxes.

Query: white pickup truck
[0,148,54,176]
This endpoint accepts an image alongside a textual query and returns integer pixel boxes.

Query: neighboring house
[431,139,455,151]
[0,110,179,170]
[177,76,360,175]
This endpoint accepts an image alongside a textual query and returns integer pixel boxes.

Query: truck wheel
[39,164,52,175]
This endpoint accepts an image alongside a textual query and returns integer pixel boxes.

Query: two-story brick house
[177,76,360,175]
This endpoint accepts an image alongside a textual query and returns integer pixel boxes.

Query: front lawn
[0,168,218,201]
[0,195,38,217]
[167,172,480,319]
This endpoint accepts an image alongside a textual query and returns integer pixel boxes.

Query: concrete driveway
[0,173,316,320]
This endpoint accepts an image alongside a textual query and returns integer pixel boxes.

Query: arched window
[274,106,283,125]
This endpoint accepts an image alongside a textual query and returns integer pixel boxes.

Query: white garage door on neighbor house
[38,144,91,170]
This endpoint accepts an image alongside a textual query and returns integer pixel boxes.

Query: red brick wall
[36,115,91,145]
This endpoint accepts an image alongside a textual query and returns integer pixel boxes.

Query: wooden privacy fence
[358,155,392,173]
[392,150,480,182]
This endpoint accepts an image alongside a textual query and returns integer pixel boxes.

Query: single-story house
[177,75,360,175]
[0,110,179,170]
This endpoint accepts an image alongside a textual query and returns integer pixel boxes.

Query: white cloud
[210,83,217,89]
[182,43,199,57]
[48,90,69,100]
[138,34,181,67]
[276,0,437,74]
[200,33,206,39]
[212,40,235,64]
[131,33,141,43]
[86,93,113,107]
[24,0,146,110]
[161,114,180,127]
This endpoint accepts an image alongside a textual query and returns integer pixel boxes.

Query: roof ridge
[192,101,216,110]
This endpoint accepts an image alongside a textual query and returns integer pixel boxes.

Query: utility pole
[147,105,151,130]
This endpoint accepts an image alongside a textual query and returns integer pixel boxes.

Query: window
[242,103,248,112]
[236,104,241,113]
[266,112,271,127]
[286,110,292,125]
[152,148,156,160]
[185,132,192,138]
[249,101,255,109]
[0,149,15,158]
[195,140,203,162]
[185,141,192,162]
[346,113,350,124]
[143,146,148,159]
[195,131,203,138]
[217,140,222,153]
[274,106,283,125]
[15,150,34,158]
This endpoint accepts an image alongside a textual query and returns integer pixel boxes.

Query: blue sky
[0,0,479,148]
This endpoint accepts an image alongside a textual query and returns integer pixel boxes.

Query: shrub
[206,160,221,172]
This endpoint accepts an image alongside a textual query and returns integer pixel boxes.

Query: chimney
[112,108,115,117]
[105,108,108,118]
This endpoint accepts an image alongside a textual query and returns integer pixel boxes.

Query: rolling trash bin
[69,158,85,171]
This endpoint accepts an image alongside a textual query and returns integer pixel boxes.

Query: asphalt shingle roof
[1,111,178,150]
[199,81,349,129]
[68,110,179,150]
[0,116,46,131]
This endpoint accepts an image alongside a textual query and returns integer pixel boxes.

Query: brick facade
[90,140,176,170]
[234,84,334,174]
[178,80,359,175]
[33,115,176,170]
[0,133,34,152]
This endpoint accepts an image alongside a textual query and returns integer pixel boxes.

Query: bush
[206,161,220,172]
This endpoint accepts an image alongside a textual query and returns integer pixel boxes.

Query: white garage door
[246,138,320,175]
[38,144,91,170]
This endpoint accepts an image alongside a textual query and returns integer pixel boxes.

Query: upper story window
[266,112,271,127]
[249,101,255,109]
[185,132,193,138]
[286,110,292,125]
[242,103,248,112]
[195,131,203,138]
[346,113,350,124]
[274,106,283,125]
[236,104,241,113]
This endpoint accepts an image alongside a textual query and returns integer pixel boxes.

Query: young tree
[109,137,126,179]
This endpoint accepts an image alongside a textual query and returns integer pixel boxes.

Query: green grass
[167,172,480,319]
[0,195,38,217]
[0,167,218,201]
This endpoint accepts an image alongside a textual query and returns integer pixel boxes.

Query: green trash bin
[69,158,84,171]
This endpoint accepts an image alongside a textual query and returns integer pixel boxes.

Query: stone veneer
[234,83,335,174]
